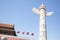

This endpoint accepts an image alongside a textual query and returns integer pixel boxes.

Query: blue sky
[0,0,60,40]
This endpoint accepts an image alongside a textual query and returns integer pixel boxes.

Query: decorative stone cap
[40,3,46,9]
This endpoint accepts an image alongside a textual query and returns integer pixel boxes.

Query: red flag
[26,32,29,35]
[31,33,34,36]
[17,31,20,34]
[22,32,25,34]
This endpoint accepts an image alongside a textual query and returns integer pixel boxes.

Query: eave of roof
[0,23,14,28]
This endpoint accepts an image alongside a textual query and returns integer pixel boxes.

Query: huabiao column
[32,3,53,40]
